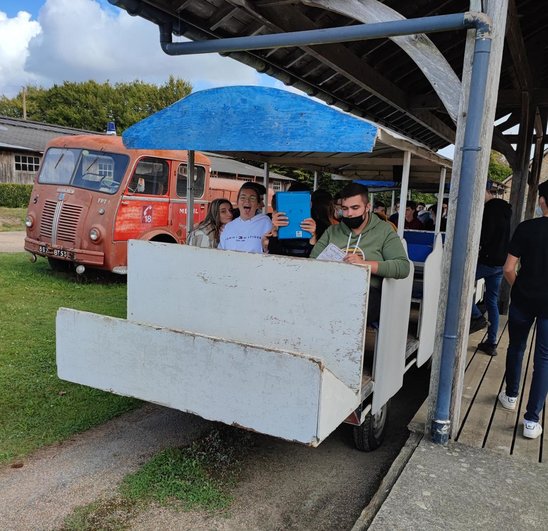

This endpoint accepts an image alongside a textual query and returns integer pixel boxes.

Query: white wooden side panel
[127,241,368,392]
[371,263,414,415]
[317,370,361,441]
[56,308,324,444]
[417,233,443,367]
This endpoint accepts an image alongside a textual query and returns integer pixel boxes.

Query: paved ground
[368,437,548,530]
[0,231,25,253]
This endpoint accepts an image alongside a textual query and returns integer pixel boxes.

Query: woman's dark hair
[311,189,335,240]
[194,198,232,246]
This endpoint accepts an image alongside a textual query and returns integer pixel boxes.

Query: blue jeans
[505,304,548,423]
[471,264,503,344]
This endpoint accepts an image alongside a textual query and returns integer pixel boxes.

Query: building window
[271,181,282,191]
[15,154,40,172]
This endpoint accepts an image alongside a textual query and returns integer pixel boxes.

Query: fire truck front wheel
[149,234,177,244]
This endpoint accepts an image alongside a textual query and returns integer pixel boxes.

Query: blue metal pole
[431,36,493,444]
[158,13,470,55]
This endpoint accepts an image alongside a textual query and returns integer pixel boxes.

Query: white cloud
[0,10,41,96]
[1,0,280,98]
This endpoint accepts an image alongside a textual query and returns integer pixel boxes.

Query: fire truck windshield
[38,147,129,194]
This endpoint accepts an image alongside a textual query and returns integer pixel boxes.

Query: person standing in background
[469,180,512,356]
[497,180,548,439]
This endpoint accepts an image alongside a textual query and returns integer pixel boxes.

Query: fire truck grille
[39,201,82,244]
[56,204,82,243]
[39,200,56,239]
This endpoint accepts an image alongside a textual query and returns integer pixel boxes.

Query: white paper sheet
[316,243,346,262]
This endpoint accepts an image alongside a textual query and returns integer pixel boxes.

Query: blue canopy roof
[123,86,377,153]
[355,179,399,188]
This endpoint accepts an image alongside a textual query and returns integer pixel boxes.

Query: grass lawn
[0,253,139,463]
[0,207,26,231]
[64,428,253,528]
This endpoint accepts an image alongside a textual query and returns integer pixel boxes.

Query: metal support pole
[313,170,318,191]
[391,190,395,214]
[431,34,492,445]
[436,167,447,234]
[397,151,411,238]
[186,150,195,237]
[263,162,270,214]
[155,13,484,56]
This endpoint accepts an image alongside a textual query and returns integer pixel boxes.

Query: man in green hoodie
[310,183,410,323]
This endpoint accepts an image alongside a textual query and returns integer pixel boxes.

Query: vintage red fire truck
[24,134,243,274]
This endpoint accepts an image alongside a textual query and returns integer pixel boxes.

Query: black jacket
[478,198,512,266]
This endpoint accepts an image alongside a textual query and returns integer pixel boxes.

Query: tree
[266,164,347,196]
[488,150,512,182]
[0,76,192,132]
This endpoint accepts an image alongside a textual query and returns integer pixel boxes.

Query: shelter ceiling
[110,0,548,157]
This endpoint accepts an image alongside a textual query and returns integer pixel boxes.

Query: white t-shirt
[218,214,272,253]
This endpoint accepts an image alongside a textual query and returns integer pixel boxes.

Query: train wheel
[353,400,390,452]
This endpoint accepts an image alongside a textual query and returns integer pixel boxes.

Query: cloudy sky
[0,0,282,98]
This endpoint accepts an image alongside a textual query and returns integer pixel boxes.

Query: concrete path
[0,231,25,253]
[366,437,548,530]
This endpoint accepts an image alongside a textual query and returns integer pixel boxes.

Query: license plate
[38,244,73,260]
[53,248,72,259]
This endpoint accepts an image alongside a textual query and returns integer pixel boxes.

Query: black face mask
[341,215,364,229]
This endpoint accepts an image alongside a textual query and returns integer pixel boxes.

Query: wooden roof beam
[492,129,517,166]
[505,0,535,92]
[303,0,461,123]
[239,2,455,143]
[500,135,548,144]
[495,110,520,131]
[534,106,545,137]
[497,89,548,108]
[209,6,240,31]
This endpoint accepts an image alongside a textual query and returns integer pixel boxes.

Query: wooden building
[0,116,292,190]
[0,117,95,185]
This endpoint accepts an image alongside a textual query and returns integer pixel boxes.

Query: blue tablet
[276,191,312,240]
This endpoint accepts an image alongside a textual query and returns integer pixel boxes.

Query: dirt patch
[126,425,405,531]
[0,231,25,253]
[0,405,208,531]
[0,367,429,531]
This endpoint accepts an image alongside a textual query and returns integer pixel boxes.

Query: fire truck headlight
[89,228,101,242]
[25,215,34,228]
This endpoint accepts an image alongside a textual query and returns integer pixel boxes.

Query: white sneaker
[498,391,517,410]
[523,421,543,439]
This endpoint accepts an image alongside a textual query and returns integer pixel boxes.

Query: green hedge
[0,184,33,208]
